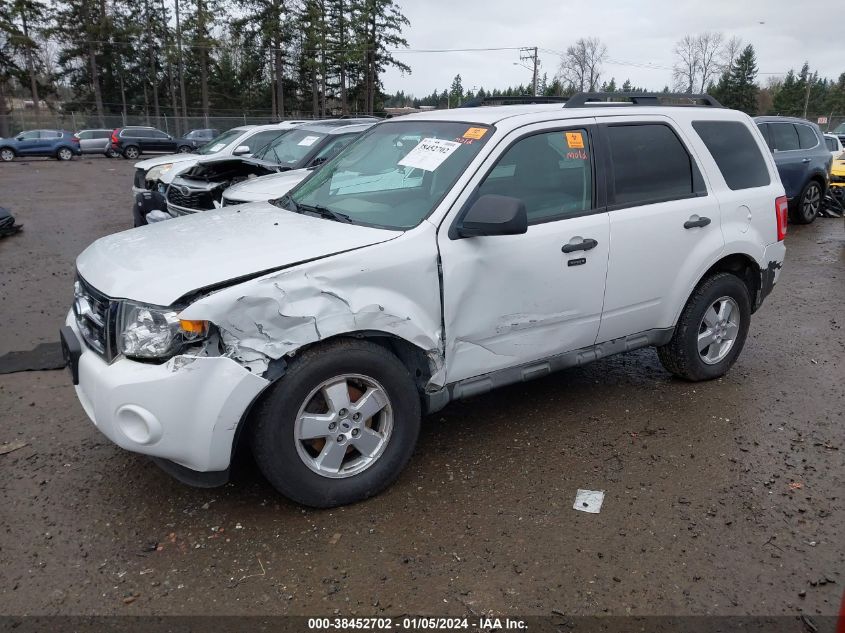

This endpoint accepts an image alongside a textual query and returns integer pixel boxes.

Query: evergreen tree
[712,44,758,114]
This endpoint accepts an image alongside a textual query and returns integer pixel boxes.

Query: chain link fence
[0,108,374,137]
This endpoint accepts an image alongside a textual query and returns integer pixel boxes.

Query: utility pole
[520,47,540,96]
[802,79,811,119]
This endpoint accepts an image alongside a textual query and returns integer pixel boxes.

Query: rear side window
[769,123,800,151]
[605,124,700,206]
[796,124,818,149]
[477,128,594,223]
[693,121,770,190]
[95,130,111,139]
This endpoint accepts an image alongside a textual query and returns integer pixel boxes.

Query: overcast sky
[381,0,844,97]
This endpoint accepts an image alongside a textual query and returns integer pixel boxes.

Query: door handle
[683,216,711,229]
[801,158,811,163]
[561,238,598,253]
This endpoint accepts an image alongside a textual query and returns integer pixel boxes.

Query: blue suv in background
[0,129,82,162]
[755,116,831,224]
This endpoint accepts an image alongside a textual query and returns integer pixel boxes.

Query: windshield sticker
[566,132,585,149]
[463,127,488,140]
[297,135,320,147]
[209,143,226,152]
[398,138,462,171]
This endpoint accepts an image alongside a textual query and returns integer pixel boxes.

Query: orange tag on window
[463,127,488,140]
[566,131,584,148]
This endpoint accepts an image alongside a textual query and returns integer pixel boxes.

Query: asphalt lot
[0,157,843,617]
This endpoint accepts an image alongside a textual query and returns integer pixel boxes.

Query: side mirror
[15,136,24,141]
[455,194,528,238]
[233,145,251,156]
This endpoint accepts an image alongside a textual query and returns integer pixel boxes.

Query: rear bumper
[64,312,269,474]
[756,241,786,309]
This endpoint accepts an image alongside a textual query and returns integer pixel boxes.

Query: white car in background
[220,168,314,206]
[824,133,844,158]
[132,121,307,195]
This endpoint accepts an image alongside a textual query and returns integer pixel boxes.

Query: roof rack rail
[459,95,570,108]
[563,92,722,108]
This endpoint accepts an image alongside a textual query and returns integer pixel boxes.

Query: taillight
[111,129,119,144]
[71,135,80,144]
[775,195,788,241]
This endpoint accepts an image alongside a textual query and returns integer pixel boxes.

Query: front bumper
[64,312,269,474]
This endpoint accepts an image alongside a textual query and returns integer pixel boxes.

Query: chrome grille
[73,276,116,361]
[166,185,215,211]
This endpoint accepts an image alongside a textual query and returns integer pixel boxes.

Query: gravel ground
[0,158,843,617]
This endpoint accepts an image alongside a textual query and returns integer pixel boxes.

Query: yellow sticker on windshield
[566,131,585,148]
[463,127,488,140]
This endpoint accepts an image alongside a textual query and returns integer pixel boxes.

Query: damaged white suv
[62,95,787,507]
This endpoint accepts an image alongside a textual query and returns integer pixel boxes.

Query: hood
[135,153,199,171]
[832,158,845,177]
[76,201,400,306]
[223,168,313,202]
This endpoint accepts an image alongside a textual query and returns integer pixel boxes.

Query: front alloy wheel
[0,148,13,162]
[250,338,421,507]
[177,145,192,153]
[57,147,73,161]
[294,374,393,478]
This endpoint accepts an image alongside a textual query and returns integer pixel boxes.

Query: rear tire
[123,145,140,160]
[657,272,751,381]
[790,180,822,224]
[106,148,120,158]
[0,148,14,162]
[56,147,73,161]
[250,338,421,508]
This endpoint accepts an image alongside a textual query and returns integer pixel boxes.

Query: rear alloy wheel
[792,181,821,224]
[177,145,192,153]
[657,272,751,381]
[123,145,140,160]
[56,147,73,161]
[250,338,421,508]
[0,148,14,162]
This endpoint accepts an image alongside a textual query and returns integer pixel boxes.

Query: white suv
[62,95,787,507]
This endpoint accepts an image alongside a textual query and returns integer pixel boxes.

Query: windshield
[196,128,244,155]
[282,120,493,229]
[834,123,845,134]
[253,128,328,166]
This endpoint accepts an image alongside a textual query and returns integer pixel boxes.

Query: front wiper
[299,203,354,224]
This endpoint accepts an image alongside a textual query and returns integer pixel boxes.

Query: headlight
[146,163,173,181]
[117,301,208,359]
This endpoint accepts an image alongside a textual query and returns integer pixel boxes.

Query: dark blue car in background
[0,129,82,162]
[755,116,831,224]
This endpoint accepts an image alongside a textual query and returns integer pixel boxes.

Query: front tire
[0,148,14,162]
[791,180,822,224]
[106,148,120,158]
[250,338,422,508]
[56,147,73,161]
[657,272,751,381]
[177,145,192,153]
[123,145,140,160]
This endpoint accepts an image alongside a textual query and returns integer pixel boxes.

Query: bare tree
[672,34,699,93]
[723,35,743,69]
[557,37,607,92]
[696,31,723,92]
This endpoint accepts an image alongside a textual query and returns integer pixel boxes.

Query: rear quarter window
[692,121,771,190]
[796,124,819,149]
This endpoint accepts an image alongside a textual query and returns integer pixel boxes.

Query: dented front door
[437,121,610,384]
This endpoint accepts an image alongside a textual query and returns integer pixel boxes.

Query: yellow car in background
[831,154,845,202]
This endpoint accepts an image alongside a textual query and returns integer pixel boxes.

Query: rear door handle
[561,238,598,253]
[684,216,711,229]
[801,157,811,163]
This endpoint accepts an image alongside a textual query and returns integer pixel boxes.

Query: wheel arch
[228,331,437,468]
[681,252,763,321]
